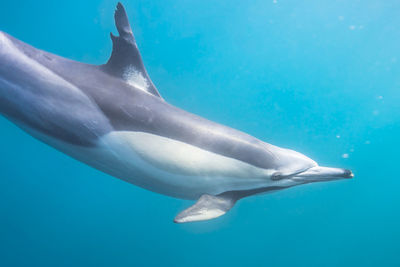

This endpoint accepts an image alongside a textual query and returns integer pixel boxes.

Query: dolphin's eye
[271,172,284,181]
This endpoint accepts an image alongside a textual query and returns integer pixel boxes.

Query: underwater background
[0,0,399,266]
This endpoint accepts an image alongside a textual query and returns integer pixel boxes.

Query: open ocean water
[0,0,399,266]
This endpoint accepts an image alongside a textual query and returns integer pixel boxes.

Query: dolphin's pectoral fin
[102,3,162,98]
[174,193,239,223]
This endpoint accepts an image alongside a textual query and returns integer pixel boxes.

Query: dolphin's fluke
[103,2,162,98]
[174,193,239,223]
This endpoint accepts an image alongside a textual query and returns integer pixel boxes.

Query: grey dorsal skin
[0,3,354,223]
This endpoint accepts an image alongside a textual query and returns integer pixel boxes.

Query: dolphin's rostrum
[0,3,353,223]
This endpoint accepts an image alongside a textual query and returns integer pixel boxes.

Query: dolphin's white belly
[97,131,274,198]
[20,125,275,199]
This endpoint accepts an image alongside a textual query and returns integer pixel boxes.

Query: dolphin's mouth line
[270,167,315,181]
[290,177,338,183]
[287,166,354,183]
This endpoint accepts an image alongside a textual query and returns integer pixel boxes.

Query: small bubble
[365,140,371,145]
[372,110,379,116]
[342,153,349,159]
[377,95,383,100]
[349,25,356,30]
[350,148,354,152]
[273,0,277,3]
[338,16,344,21]
[336,135,341,139]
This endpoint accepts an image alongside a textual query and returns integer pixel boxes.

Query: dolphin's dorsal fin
[103,3,162,98]
[174,193,239,223]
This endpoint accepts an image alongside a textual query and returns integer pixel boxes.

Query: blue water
[1,1,399,266]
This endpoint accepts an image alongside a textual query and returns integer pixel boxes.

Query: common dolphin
[0,3,353,223]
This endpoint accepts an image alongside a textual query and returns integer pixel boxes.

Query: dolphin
[0,3,353,223]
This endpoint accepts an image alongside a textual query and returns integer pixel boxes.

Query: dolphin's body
[0,3,353,223]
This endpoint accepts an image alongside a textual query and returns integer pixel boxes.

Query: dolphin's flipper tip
[174,194,238,223]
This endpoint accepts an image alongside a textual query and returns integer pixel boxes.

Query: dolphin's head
[262,144,353,188]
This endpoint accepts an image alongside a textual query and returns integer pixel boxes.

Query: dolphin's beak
[342,169,354,179]
[292,166,354,182]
